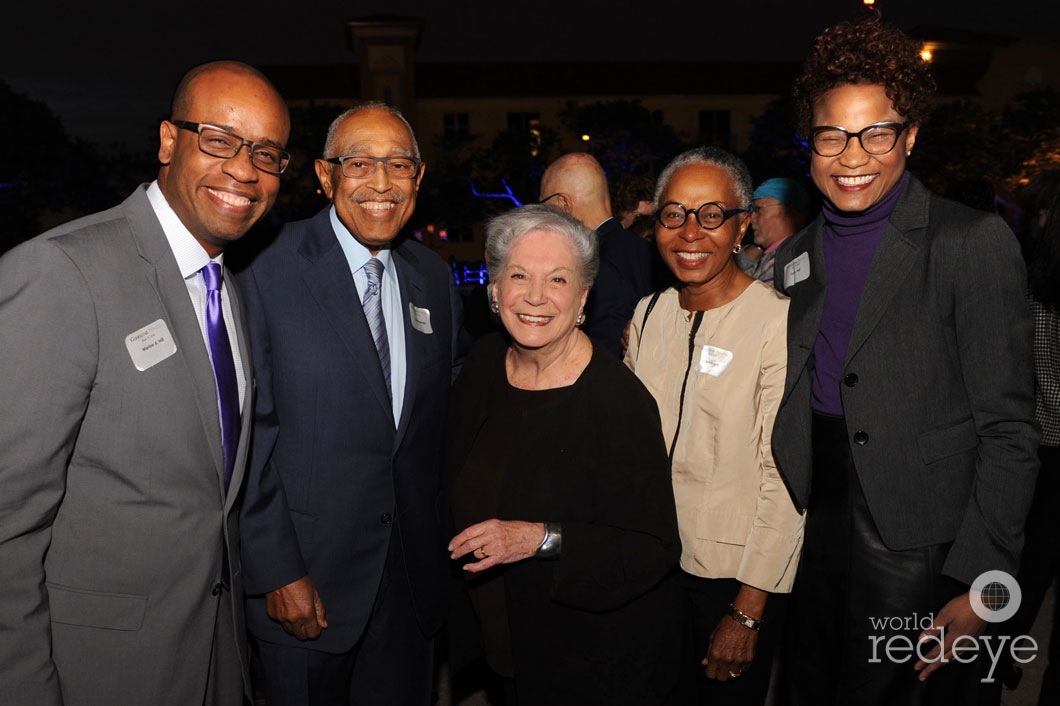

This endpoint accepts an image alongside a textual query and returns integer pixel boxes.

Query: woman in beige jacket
[625,146,805,706]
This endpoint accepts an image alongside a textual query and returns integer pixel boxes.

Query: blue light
[470,178,524,207]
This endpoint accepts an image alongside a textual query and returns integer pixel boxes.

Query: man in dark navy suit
[238,103,463,706]
[539,153,653,357]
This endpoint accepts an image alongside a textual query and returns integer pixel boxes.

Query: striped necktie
[362,258,391,399]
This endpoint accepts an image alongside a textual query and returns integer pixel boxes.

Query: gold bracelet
[728,604,764,631]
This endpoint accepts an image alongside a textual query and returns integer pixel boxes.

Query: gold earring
[732,243,743,254]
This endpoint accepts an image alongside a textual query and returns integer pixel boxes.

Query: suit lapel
[782,221,827,401]
[124,188,226,485]
[299,211,393,415]
[845,179,928,363]
[393,243,426,446]
[225,270,254,509]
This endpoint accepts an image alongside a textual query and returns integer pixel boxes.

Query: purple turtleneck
[811,173,909,415]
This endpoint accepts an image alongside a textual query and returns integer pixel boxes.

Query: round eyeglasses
[656,202,747,230]
[810,122,907,157]
[173,120,290,175]
[323,155,422,180]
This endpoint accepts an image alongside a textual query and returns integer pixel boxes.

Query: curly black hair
[793,15,937,137]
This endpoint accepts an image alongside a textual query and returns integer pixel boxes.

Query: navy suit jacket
[237,207,463,652]
[584,218,653,357]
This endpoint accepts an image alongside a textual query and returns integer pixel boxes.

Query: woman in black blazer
[772,15,1039,705]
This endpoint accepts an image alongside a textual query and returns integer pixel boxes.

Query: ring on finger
[728,670,740,678]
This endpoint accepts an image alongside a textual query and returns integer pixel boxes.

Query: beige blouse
[624,281,804,592]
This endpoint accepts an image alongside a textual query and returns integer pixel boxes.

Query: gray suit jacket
[0,186,252,705]
[772,175,1038,584]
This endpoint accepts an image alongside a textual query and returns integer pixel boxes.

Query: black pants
[781,414,982,706]
[676,573,786,705]
[255,533,433,706]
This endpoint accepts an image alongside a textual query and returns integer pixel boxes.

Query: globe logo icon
[980,581,1011,612]
[970,571,1021,623]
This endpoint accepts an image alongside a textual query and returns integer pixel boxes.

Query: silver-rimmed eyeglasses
[172,120,290,175]
[810,122,907,157]
[656,202,747,230]
[323,155,422,180]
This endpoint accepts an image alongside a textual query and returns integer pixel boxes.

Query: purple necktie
[202,262,240,492]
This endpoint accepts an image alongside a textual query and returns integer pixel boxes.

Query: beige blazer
[626,282,804,592]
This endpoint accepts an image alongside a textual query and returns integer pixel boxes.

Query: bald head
[539,153,613,229]
[171,61,287,128]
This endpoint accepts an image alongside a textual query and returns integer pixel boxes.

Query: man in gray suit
[0,60,290,706]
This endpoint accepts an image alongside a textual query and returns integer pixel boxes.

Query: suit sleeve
[551,372,680,612]
[942,213,1038,583]
[0,240,96,706]
[586,259,643,358]
[238,267,309,594]
[449,272,471,381]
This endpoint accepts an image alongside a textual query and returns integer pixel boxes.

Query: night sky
[4,0,1057,151]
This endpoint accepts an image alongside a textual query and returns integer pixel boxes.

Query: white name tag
[696,345,733,377]
[784,251,811,289]
[125,319,178,371]
[409,304,433,334]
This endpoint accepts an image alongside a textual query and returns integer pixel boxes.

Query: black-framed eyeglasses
[323,155,422,180]
[656,202,747,230]
[809,122,907,157]
[173,120,290,175]
[538,192,563,205]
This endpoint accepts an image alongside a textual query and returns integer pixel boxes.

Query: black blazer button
[380,513,393,525]
[853,431,869,445]
[844,373,859,387]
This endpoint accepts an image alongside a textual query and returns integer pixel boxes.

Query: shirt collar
[146,181,221,276]
[762,234,792,255]
[328,205,393,272]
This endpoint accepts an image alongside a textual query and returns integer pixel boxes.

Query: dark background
[5,1,1056,151]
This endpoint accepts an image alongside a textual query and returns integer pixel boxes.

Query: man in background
[739,177,809,285]
[539,153,653,357]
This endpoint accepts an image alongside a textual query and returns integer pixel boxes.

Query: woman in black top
[445,205,681,706]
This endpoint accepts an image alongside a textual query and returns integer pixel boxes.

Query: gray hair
[322,102,421,159]
[485,205,599,289]
[654,146,753,210]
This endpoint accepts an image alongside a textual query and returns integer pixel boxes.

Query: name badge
[409,304,433,334]
[126,319,178,371]
[784,251,811,289]
[696,345,733,377]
